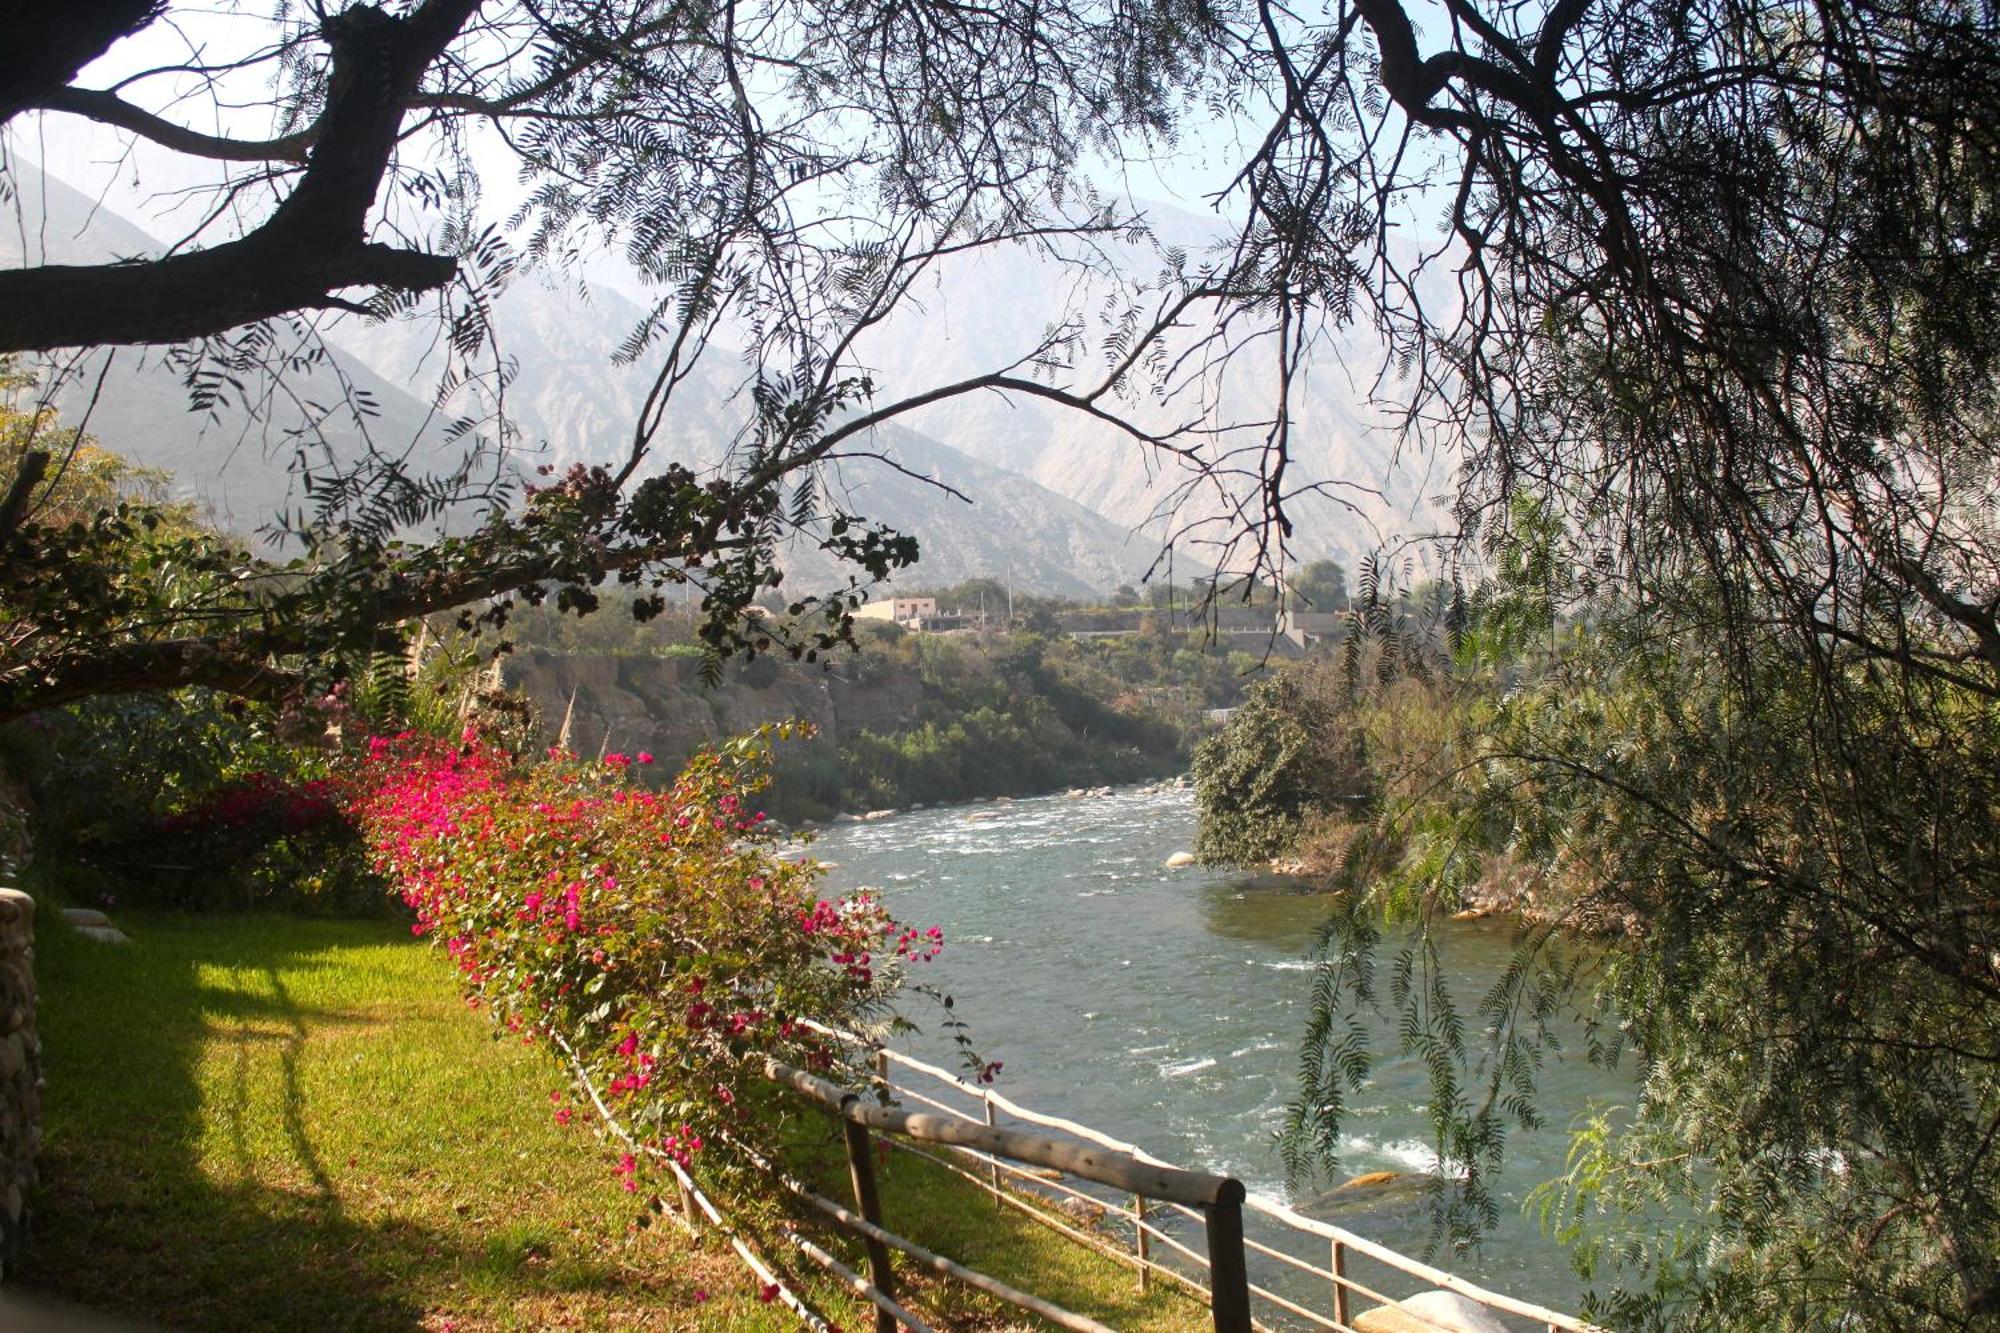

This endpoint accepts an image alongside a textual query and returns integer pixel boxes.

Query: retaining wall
[0,888,36,1282]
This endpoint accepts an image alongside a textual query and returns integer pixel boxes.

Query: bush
[1191,673,1366,865]
[3,691,380,912]
[343,722,955,1190]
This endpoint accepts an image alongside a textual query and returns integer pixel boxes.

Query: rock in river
[1353,1290,1511,1333]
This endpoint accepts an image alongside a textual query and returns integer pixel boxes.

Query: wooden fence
[757,1025,1601,1333]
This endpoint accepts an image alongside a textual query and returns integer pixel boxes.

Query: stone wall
[0,888,35,1282]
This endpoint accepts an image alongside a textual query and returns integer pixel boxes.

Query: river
[806,782,1636,1317]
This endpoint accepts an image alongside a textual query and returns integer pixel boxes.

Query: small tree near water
[1191,675,1362,866]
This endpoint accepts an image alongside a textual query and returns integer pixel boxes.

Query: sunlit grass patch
[18,896,1204,1330]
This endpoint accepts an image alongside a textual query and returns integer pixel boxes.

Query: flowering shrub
[158,771,342,837]
[344,721,942,1187]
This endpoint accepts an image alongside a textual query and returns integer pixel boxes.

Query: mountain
[4,165,1437,591]
[443,201,1454,576]
[1,168,1177,594]
[334,273,1194,596]
[0,169,464,540]
[831,205,1455,574]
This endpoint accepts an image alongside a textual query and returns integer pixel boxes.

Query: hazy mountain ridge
[334,272,1195,595]
[4,171,1170,593]
[835,216,1453,575]
[2,171,466,539]
[2,166,1428,591]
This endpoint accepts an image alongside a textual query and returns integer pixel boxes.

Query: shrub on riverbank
[1191,672,1370,866]
[344,722,946,1191]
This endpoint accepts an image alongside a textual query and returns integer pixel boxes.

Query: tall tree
[0,0,1232,716]
[7,5,2000,1320]
[1228,2,2000,1320]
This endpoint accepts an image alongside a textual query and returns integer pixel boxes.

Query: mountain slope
[1,169,468,540]
[1,169,1175,593]
[834,207,1455,574]
[339,276,1191,596]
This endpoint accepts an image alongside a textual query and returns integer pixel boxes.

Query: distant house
[855,596,940,628]
[1278,606,1344,649]
[1210,606,1280,633]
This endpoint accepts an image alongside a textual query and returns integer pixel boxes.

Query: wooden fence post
[1134,1193,1150,1292]
[984,1091,1002,1206]
[842,1115,897,1333]
[1204,1181,1252,1333]
[679,1174,700,1234]
[1332,1238,1349,1327]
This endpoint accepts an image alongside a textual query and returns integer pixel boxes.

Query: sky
[1,1,1465,574]
[8,0,1460,297]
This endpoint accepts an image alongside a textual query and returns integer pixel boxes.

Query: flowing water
[807,783,1637,1316]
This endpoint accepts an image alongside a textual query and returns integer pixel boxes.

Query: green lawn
[17,896,1202,1331]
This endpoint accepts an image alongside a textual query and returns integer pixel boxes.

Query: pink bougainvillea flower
[636,751,655,765]
[344,719,941,1229]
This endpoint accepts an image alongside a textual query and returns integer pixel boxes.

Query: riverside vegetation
[1193,548,2000,1330]
[8,681,1201,1330]
[0,395,1216,1328]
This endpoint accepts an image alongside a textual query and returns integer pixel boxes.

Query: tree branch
[2,636,308,719]
[0,0,483,352]
[0,242,455,352]
[0,0,159,126]
[28,85,315,163]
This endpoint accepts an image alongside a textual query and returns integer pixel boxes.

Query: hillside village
[854,591,1346,650]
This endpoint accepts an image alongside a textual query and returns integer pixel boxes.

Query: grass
[17,884,1204,1331]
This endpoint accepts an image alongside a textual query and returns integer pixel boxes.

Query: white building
[855,596,939,628]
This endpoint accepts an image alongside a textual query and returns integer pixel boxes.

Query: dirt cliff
[502,650,928,763]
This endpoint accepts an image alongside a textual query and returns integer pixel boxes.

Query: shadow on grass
[17,891,1203,1333]
[16,909,624,1332]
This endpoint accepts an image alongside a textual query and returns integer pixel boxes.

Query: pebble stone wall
[0,887,35,1283]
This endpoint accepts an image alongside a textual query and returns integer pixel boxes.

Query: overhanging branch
[0,0,481,353]
[0,239,455,352]
[0,636,308,721]
[29,86,315,163]
[0,0,159,126]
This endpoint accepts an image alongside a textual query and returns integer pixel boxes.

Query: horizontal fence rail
[780,1022,1602,1333]
[766,1058,1244,1208]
